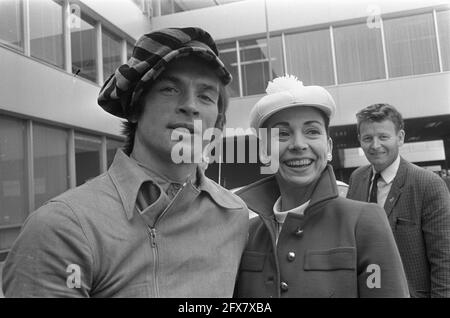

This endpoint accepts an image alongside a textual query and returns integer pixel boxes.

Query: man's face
[133,55,220,162]
[265,106,332,188]
[359,119,405,172]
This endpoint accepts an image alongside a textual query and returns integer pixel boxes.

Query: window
[127,41,134,60]
[239,36,284,96]
[107,139,123,168]
[0,0,23,51]
[33,124,69,209]
[102,28,122,80]
[437,10,450,71]
[384,13,439,77]
[71,14,97,82]
[285,29,334,85]
[75,134,101,186]
[334,22,385,83]
[29,0,64,68]
[217,42,240,97]
[0,116,28,251]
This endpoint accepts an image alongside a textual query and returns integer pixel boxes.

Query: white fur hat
[249,75,336,130]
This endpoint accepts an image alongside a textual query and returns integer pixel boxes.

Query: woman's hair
[356,103,404,135]
[121,83,229,155]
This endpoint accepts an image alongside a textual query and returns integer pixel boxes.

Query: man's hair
[121,83,229,155]
[356,103,404,135]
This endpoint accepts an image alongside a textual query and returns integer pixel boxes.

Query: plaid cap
[98,27,232,119]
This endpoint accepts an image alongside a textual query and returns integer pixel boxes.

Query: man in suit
[347,103,450,298]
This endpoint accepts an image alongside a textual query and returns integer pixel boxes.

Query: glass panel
[218,42,240,97]
[75,134,101,186]
[29,0,64,68]
[240,37,284,96]
[161,0,183,15]
[285,29,334,86]
[334,22,385,84]
[107,139,123,168]
[33,124,69,209]
[0,116,28,227]
[71,14,97,82]
[0,0,23,51]
[127,41,134,60]
[268,35,284,78]
[384,13,439,77]
[437,10,450,71]
[102,28,122,80]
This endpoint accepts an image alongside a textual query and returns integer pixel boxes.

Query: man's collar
[373,154,400,184]
[108,149,243,220]
[109,149,154,220]
[197,169,245,210]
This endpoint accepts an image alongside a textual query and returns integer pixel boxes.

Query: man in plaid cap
[3,27,249,297]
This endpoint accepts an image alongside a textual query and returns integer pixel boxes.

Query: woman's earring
[199,151,210,171]
[327,153,332,162]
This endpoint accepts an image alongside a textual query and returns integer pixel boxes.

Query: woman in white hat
[234,75,409,298]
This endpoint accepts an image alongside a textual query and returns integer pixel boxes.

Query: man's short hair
[122,82,229,155]
[356,103,404,135]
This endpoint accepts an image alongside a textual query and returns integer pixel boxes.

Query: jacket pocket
[240,251,266,272]
[304,247,356,271]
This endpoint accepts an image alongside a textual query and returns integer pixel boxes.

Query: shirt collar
[273,197,310,224]
[108,149,243,220]
[130,153,196,193]
[373,154,400,184]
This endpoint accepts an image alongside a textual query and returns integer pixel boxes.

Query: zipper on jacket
[154,180,188,228]
[147,226,160,297]
[145,181,188,297]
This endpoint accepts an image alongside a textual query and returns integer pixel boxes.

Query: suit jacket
[347,157,450,298]
[235,165,409,298]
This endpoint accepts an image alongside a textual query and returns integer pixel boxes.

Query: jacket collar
[236,165,339,218]
[108,149,242,220]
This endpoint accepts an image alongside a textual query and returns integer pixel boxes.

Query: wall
[0,46,123,137]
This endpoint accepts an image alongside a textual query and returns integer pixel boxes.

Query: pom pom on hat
[265,75,304,95]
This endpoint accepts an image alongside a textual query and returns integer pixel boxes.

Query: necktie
[369,172,381,203]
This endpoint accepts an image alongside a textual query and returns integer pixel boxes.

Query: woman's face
[264,106,332,188]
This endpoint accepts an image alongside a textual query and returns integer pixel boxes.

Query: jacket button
[280,281,289,292]
[295,227,304,237]
[287,252,296,261]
